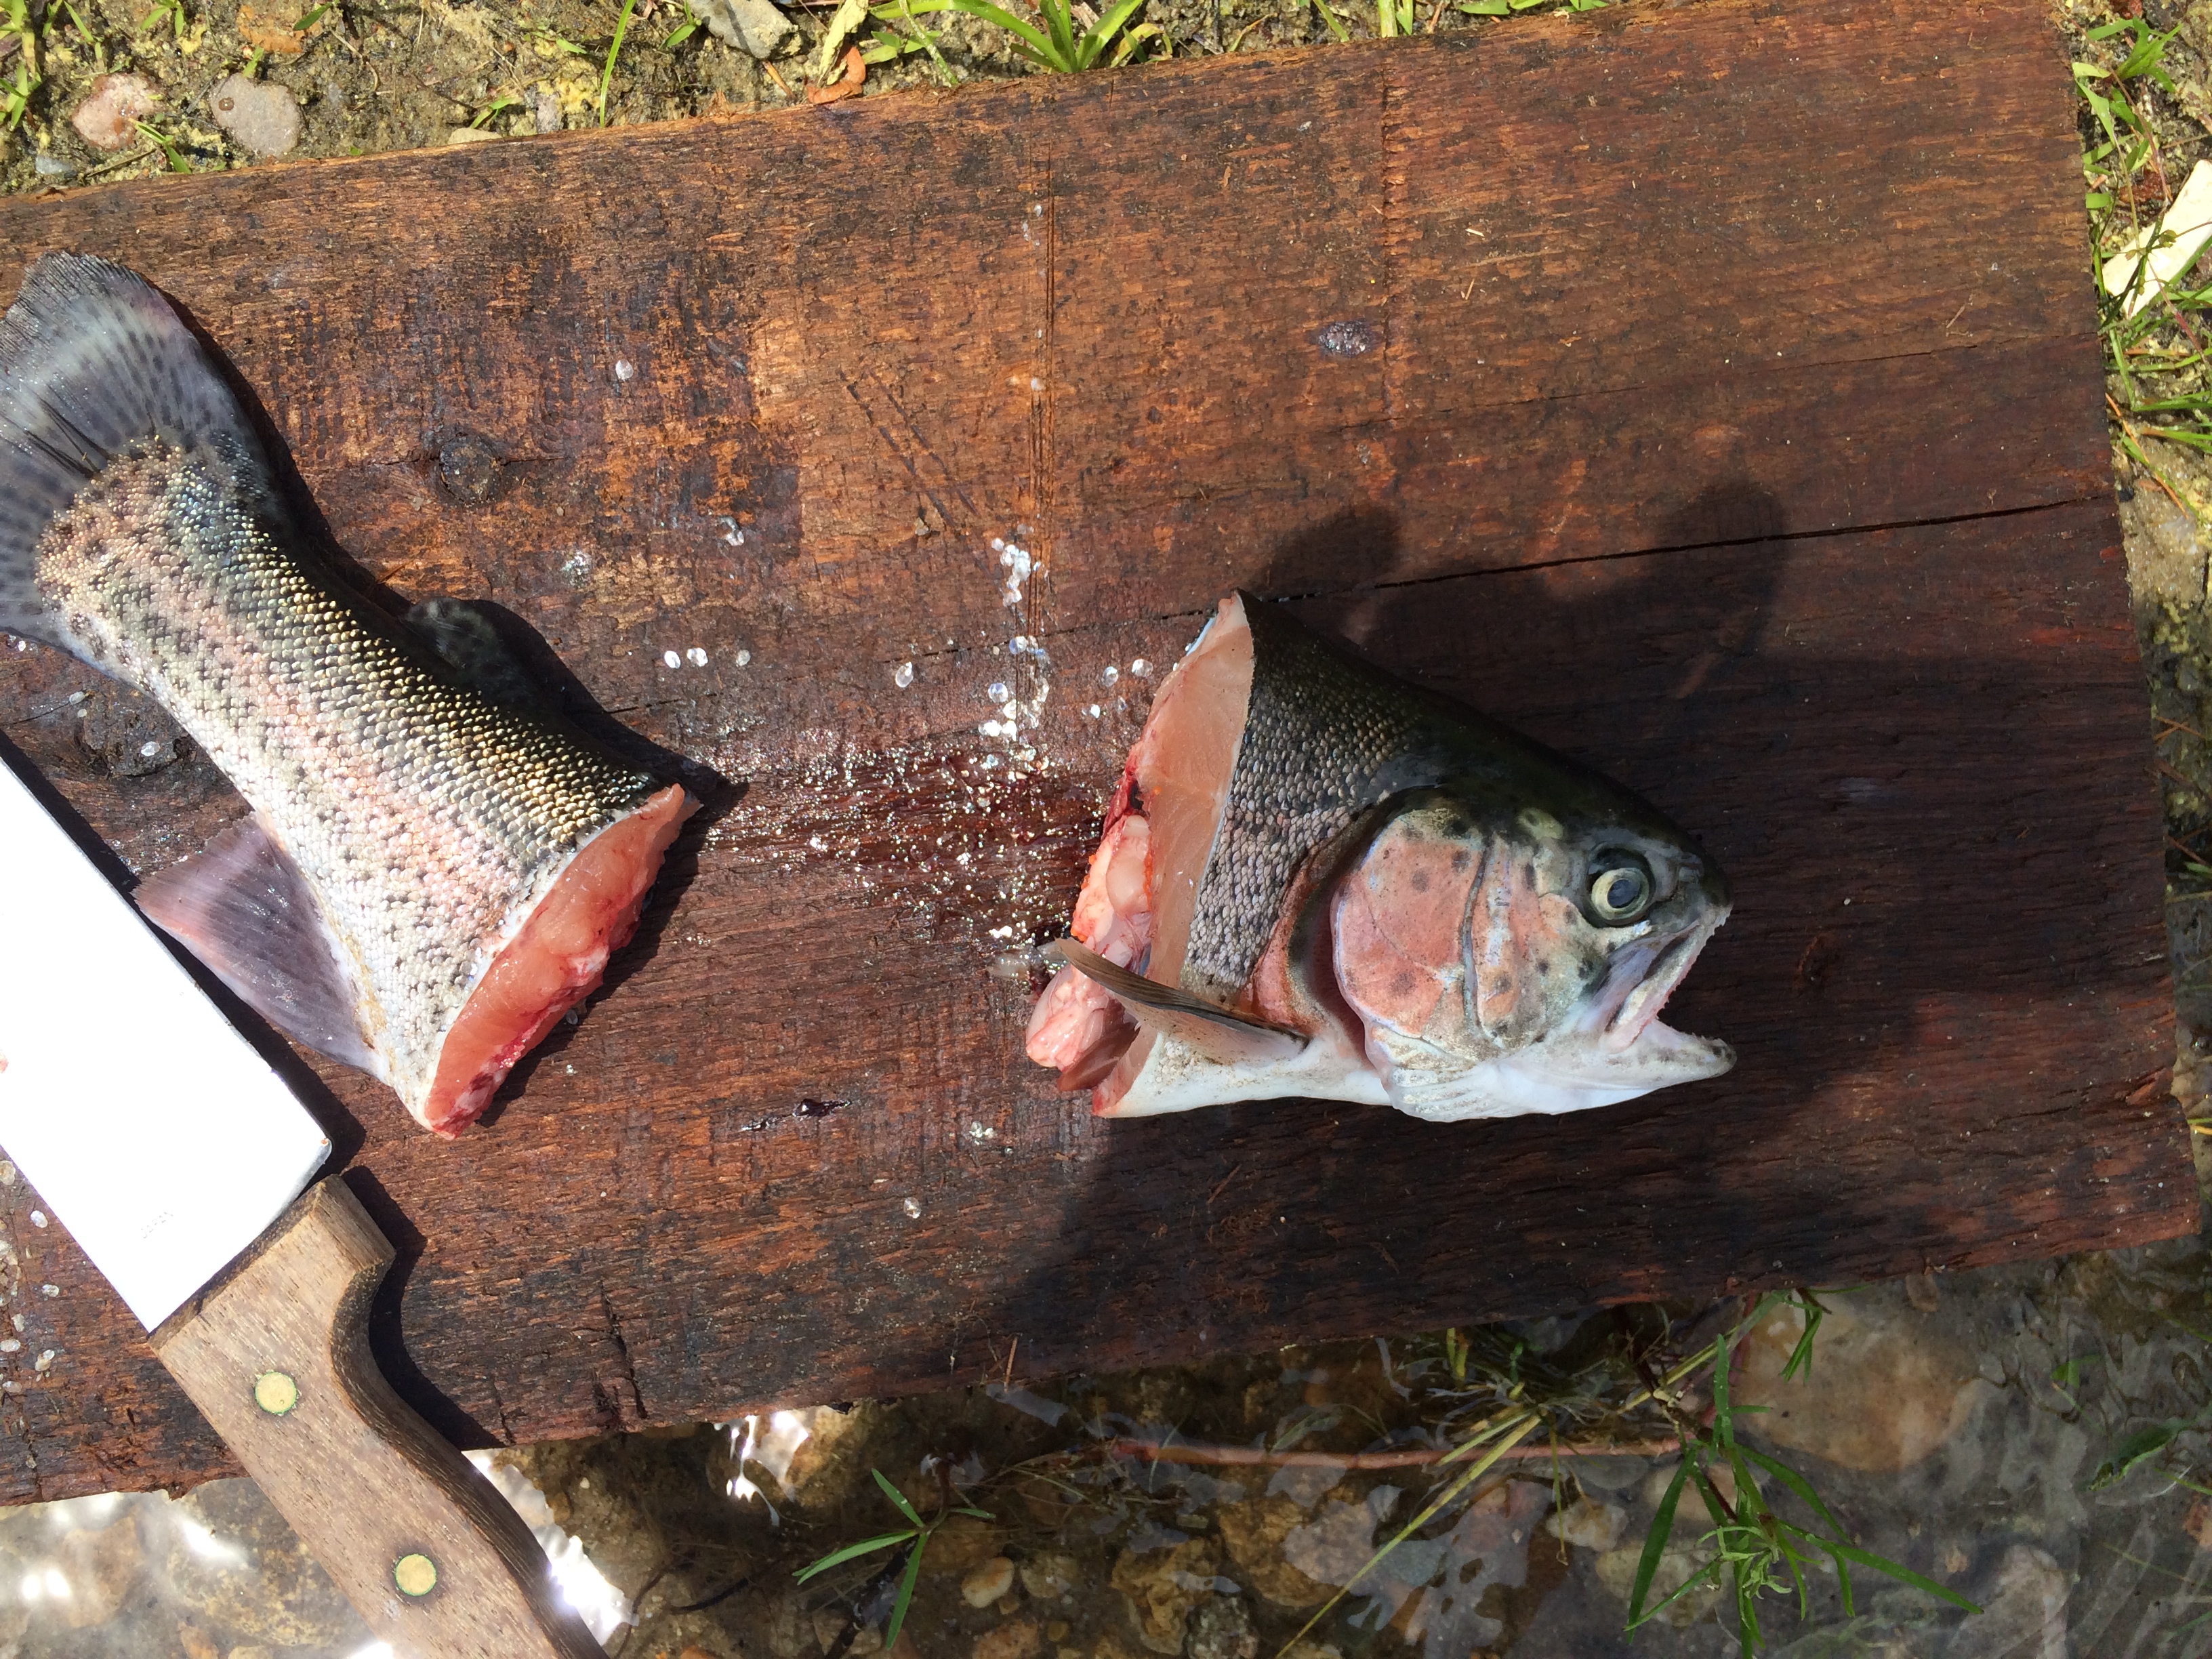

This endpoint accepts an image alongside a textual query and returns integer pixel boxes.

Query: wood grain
[0,0,2186,1500]
[151,1180,605,1659]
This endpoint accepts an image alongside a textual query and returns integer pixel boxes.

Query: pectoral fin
[1045,939,1304,1065]
[136,814,381,1074]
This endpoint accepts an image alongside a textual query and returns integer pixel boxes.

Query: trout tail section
[0,252,270,650]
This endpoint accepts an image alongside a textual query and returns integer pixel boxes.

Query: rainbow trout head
[1027,591,1735,1121]
[1308,788,1734,1122]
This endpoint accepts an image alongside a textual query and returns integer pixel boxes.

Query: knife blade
[0,756,603,1659]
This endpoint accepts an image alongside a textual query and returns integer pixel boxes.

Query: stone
[447,126,503,144]
[178,1625,219,1659]
[1282,1488,1400,1591]
[1593,1540,1719,1630]
[766,1589,813,1659]
[56,1517,144,1629]
[1109,1534,1221,1654]
[975,1619,1042,1659]
[2188,1498,2212,1550]
[777,1404,884,1513]
[70,73,158,152]
[1215,1496,1330,1609]
[1941,1544,2066,1659]
[1734,1292,1984,1473]
[162,1481,357,1648]
[691,0,798,58]
[1183,1595,1259,1659]
[236,0,306,53]
[963,1555,1017,1607]
[2124,468,2212,614]
[1019,1550,1079,1600]
[1542,1495,1627,1553]
[227,1650,274,1659]
[813,1607,883,1656]
[926,1513,1001,1574]
[207,75,302,157]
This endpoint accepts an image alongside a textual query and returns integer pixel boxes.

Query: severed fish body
[1027,593,1734,1121]
[0,253,694,1135]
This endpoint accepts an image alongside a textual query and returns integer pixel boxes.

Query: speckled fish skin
[1185,598,1698,1002]
[0,253,665,1122]
[1029,592,1735,1122]
[39,448,662,1102]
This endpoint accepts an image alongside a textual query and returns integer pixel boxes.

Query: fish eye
[1587,857,1653,924]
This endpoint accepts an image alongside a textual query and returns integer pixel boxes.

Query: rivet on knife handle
[150,1178,602,1659]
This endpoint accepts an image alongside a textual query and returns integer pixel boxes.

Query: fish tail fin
[0,252,270,649]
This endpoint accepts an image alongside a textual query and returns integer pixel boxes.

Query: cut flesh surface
[422,783,695,1134]
[1024,596,1254,1109]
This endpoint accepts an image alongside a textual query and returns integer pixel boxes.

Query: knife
[0,756,605,1659]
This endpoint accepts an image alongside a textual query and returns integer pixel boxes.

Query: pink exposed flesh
[1025,597,1254,1109]
[422,783,695,1136]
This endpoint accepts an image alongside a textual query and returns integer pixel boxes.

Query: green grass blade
[937,0,1059,60]
[1824,1540,1982,1613]
[872,1467,928,1528]
[1077,0,1142,66]
[884,1539,926,1648]
[1041,0,1077,66]
[1637,1549,1724,1626]
[1738,1446,1848,1539]
[1281,1410,1540,1652]
[1624,1458,1690,1629]
[794,1531,916,1582]
[2089,1419,2191,1490]
[596,0,638,125]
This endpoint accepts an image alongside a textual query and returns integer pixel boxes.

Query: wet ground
[8,0,2212,1655]
[16,1229,2212,1658]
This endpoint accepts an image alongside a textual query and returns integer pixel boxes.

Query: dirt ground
[0,0,1504,195]
[8,0,2212,1655]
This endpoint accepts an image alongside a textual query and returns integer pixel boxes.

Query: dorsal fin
[136,815,381,1074]
[405,598,547,709]
[1046,939,1304,1064]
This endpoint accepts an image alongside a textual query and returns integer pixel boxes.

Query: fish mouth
[1591,907,1729,1058]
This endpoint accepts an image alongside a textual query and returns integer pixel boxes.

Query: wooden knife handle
[150,1176,605,1659]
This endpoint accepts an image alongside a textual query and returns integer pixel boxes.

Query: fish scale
[37,442,661,1107]
[0,252,691,1134]
[1031,593,1736,1122]
[1189,602,1668,1005]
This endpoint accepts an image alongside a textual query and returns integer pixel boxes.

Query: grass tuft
[794,1465,992,1650]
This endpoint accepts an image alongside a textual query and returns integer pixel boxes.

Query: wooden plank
[0,0,2183,1502]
